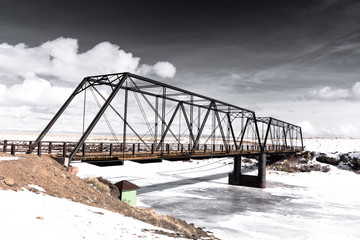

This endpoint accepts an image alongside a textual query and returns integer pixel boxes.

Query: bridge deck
[70,149,301,163]
[1,139,302,163]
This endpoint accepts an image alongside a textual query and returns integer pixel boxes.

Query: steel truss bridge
[1,72,303,188]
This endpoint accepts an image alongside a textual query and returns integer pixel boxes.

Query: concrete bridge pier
[228,153,266,188]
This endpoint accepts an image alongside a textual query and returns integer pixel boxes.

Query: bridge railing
[1,139,303,158]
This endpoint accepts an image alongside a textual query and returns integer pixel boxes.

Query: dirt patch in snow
[0,153,217,239]
[267,152,331,173]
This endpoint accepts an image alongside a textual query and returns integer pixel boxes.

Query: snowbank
[0,189,187,240]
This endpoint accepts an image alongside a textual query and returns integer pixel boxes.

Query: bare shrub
[85,177,110,194]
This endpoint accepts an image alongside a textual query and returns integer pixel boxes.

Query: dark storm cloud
[1,0,360,136]
[1,0,359,92]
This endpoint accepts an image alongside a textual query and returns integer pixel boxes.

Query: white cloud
[0,77,73,107]
[298,120,359,137]
[298,121,318,136]
[137,61,176,79]
[0,37,177,132]
[321,123,359,137]
[0,37,176,82]
[350,82,360,99]
[303,82,360,101]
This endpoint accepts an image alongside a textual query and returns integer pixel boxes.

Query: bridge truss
[31,72,303,163]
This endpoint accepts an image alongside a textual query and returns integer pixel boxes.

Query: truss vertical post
[300,127,304,151]
[212,110,216,147]
[123,86,129,155]
[161,87,166,156]
[189,95,193,149]
[155,96,159,149]
[197,106,201,135]
[226,107,231,150]
[283,127,288,149]
[262,118,273,151]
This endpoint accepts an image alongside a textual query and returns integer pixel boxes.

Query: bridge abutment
[228,153,266,188]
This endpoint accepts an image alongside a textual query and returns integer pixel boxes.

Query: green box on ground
[115,180,140,207]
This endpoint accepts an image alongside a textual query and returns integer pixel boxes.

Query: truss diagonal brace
[68,73,128,162]
[31,77,89,150]
[227,113,238,150]
[253,114,263,153]
[213,103,228,152]
[262,117,273,150]
[91,86,151,150]
[192,101,213,153]
[180,103,196,145]
[239,118,250,149]
[156,103,181,151]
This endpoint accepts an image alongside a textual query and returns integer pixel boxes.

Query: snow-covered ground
[303,137,360,153]
[0,188,188,240]
[2,135,360,239]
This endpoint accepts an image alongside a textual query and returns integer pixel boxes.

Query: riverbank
[0,153,216,240]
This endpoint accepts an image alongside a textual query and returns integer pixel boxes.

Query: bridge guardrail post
[132,143,136,155]
[10,144,15,156]
[109,143,113,156]
[29,141,33,153]
[63,142,66,157]
[48,142,52,154]
[151,143,154,154]
[37,142,42,156]
[82,143,86,157]
[166,144,170,154]
[3,140,7,153]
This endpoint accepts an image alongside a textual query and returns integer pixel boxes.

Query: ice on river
[74,154,360,240]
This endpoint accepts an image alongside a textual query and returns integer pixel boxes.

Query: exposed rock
[350,157,360,170]
[97,177,120,198]
[4,177,15,186]
[335,153,360,171]
[316,154,341,166]
[243,158,253,163]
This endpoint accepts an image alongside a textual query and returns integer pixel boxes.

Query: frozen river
[75,157,360,240]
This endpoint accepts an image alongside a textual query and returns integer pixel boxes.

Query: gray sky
[0,0,360,137]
